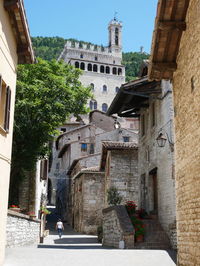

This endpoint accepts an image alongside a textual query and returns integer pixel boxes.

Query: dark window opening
[75,61,79,68]
[80,62,85,70]
[113,67,117,75]
[123,136,130,142]
[100,65,105,73]
[81,143,87,152]
[93,64,98,72]
[118,68,122,75]
[106,66,110,74]
[115,87,119,93]
[103,85,107,93]
[102,103,108,112]
[90,143,95,154]
[88,63,92,71]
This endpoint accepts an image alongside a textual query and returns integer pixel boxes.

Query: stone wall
[105,149,139,206]
[102,205,134,249]
[173,0,200,264]
[138,80,176,249]
[73,172,105,234]
[6,210,40,248]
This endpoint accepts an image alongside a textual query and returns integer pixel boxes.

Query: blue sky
[24,0,158,53]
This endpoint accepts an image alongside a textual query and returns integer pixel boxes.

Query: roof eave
[4,0,35,64]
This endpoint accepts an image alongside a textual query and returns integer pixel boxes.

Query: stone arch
[118,68,122,75]
[88,63,92,71]
[113,67,117,75]
[102,103,108,112]
[80,62,85,70]
[100,65,105,73]
[93,64,98,72]
[106,66,110,74]
[75,61,79,68]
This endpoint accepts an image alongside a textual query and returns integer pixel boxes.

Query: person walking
[56,219,64,238]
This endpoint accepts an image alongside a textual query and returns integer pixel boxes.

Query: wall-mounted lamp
[156,131,174,152]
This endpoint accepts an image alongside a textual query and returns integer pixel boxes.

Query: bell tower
[108,16,122,54]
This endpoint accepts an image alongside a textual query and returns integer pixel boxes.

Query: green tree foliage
[31,37,150,81]
[122,52,149,81]
[10,58,91,203]
[107,187,122,206]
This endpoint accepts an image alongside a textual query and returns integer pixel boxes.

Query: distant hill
[31,36,149,81]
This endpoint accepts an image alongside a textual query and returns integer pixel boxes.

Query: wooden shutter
[4,86,11,132]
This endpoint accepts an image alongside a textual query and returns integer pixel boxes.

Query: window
[141,114,146,136]
[95,56,98,61]
[106,66,110,74]
[102,103,108,112]
[93,64,98,72]
[118,68,122,75]
[90,83,94,91]
[89,100,97,110]
[88,64,92,71]
[80,62,85,70]
[81,143,87,152]
[115,87,119,93]
[115,28,119,45]
[151,102,156,127]
[80,54,83,59]
[103,85,107,93]
[123,136,130,142]
[112,67,117,75]
[40,159,48,180]
[75,61,79,68]
[100,65,105,73]
[90,143,95,154]
[0,77,11,132]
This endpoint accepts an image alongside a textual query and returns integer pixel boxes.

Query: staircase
[134,216,171,249]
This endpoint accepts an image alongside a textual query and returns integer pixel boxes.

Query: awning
[107,76,161,117]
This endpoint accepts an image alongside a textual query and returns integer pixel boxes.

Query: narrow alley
[4,209,176,266]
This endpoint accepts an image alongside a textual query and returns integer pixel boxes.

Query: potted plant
[9,205,20,212]
[40,206,51,215]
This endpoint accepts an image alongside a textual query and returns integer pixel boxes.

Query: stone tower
[108,18,122,55]
[58,19,125,116]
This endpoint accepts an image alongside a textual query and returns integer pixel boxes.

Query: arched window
[75,61,79,68]
[80,62,85,70]
[106,66,110,74]
[89,100,97,110]
[118,68,122,75]
[113,67,117,75]
[88,63,92,71]
[103,85,107,93]
[102,103,108,112]
[90,83,94,91]
[94,101,97,110]
[100,65,105,73]
[93,64,98,72]
[115,87,119,93]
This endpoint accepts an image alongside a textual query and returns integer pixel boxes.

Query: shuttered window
[0,76,11,132]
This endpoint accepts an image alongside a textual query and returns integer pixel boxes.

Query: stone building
[0,1,34,263]
[58,18,125,114]
[107,64,177,249]
[52,110,138,222]
[148,0,200,264]
[69,141,138,235]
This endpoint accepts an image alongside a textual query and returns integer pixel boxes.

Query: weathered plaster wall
[173,0,200,264]
[6,210,40,248]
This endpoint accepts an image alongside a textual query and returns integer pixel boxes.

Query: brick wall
[6,210,40,248]
[173,0,200,264]
[102,205,134,249]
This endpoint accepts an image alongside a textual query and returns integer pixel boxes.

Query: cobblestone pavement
[4,226,176,266]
